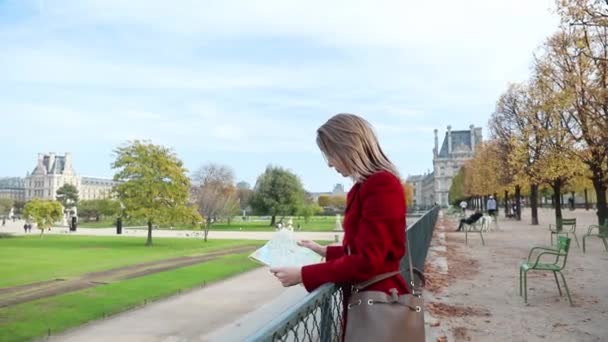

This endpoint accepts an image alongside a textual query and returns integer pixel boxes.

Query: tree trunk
[204,217,211,242]
[592,177,608,225]
[504,190,509,218]
[552,179,563,224]
[515,185,521,221]
[530,183,539,225]
[584,188,590,210]
[146,220,153,246]
[270,215,276,227]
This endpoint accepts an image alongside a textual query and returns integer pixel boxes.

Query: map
[249,229,323,268]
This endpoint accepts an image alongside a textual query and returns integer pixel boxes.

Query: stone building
[0,153,116,202]
[407,125,482,208]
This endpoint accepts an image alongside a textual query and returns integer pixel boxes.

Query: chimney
[64,152,73,174]
[447,125,452,155]
[433,129,438,157]
[48,153,56,174]
[470,124,475,152]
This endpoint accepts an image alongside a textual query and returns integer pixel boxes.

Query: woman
[270,113,408,328]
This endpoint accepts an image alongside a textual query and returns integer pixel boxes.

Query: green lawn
[0,235,262,288]
[0,252,261,342]
[78,215,340,231]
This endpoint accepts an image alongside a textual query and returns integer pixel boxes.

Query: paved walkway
[46,267,307,342]
[427,207,608,341]
[0,219,343,242]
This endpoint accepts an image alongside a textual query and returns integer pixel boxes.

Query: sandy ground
[425,208,608,342]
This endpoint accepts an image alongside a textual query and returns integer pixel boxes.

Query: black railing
[246,206,440,342]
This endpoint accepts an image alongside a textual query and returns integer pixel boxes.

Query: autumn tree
[23,199,63,237]
[402,182,415,208]
[192,163,239,241]
[112,140,201,246]
[538,2,608,224]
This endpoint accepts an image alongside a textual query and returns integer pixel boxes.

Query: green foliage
[0,198,14,216]
[449,167,465,204]
[22,199,63,237]
[12,201,26,215]
[297,202,323,223]
[112,140,202,245]
[78,199,121,221]
[250,166,306,224]
[56,184,79,208]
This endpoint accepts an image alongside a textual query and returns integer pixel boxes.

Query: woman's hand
[297,239,327,257]
[270,267,302,287]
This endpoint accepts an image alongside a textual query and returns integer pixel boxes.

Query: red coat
[301,171,409,295]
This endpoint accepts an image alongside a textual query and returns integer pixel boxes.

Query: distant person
[457,211,483,231]
[568,197,575,210]
[1,217,5,227]
[487,196,497,217]
[23,223,27,233]
[459,200,467,214]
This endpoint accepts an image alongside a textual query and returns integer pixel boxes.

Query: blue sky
[0,0,559,192]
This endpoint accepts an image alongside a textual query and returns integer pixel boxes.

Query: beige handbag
[344,239,425,342]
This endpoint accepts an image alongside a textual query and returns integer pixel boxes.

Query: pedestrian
[23,223,27,233]
[1,217,5,227]
[270,114,422,341]
[487,195,497,217]
[459,200,467,215]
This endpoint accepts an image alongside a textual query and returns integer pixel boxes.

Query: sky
[0,0,560,192]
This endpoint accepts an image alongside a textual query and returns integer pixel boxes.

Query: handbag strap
[352,229,425,292]
[353,271,401,291]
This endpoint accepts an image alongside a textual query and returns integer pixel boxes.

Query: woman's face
[326,155,349,177]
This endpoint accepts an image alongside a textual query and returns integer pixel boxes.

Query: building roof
[0,177,25,189]
[32,155,68,175]
[438,130,472,157]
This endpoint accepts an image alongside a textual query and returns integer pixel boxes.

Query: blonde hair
[316,113,400,181]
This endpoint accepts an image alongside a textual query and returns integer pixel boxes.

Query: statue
[286,218,294,231]
[334,214,343,231]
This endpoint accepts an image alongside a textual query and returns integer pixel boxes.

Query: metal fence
[246,206,440,342]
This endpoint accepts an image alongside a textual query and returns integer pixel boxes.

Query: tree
[236,188,254,212]
[78,199,121,221]
[0,198,14,216]
[23,199,63,237]
[317,195,331,207]
[250,166,306,226]
[402,182,415,208]
[448,167,465,205]
[12,200,26,216]
[538,6,608,224]
[297,200,322,223]
[192,163,239,241]
[56,184,79,208]
[112,140,201,246]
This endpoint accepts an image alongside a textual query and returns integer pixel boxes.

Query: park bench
[519,236,573,306]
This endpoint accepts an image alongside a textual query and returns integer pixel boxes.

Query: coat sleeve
[326,245,345,261]
[301,173,404,292]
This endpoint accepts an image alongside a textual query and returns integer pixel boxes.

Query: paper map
[249,229,323,268]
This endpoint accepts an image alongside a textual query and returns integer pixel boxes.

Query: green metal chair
[519,236,572,306]
[464,218,485,246]
[549,218,579,249]
[582,220,608,254]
